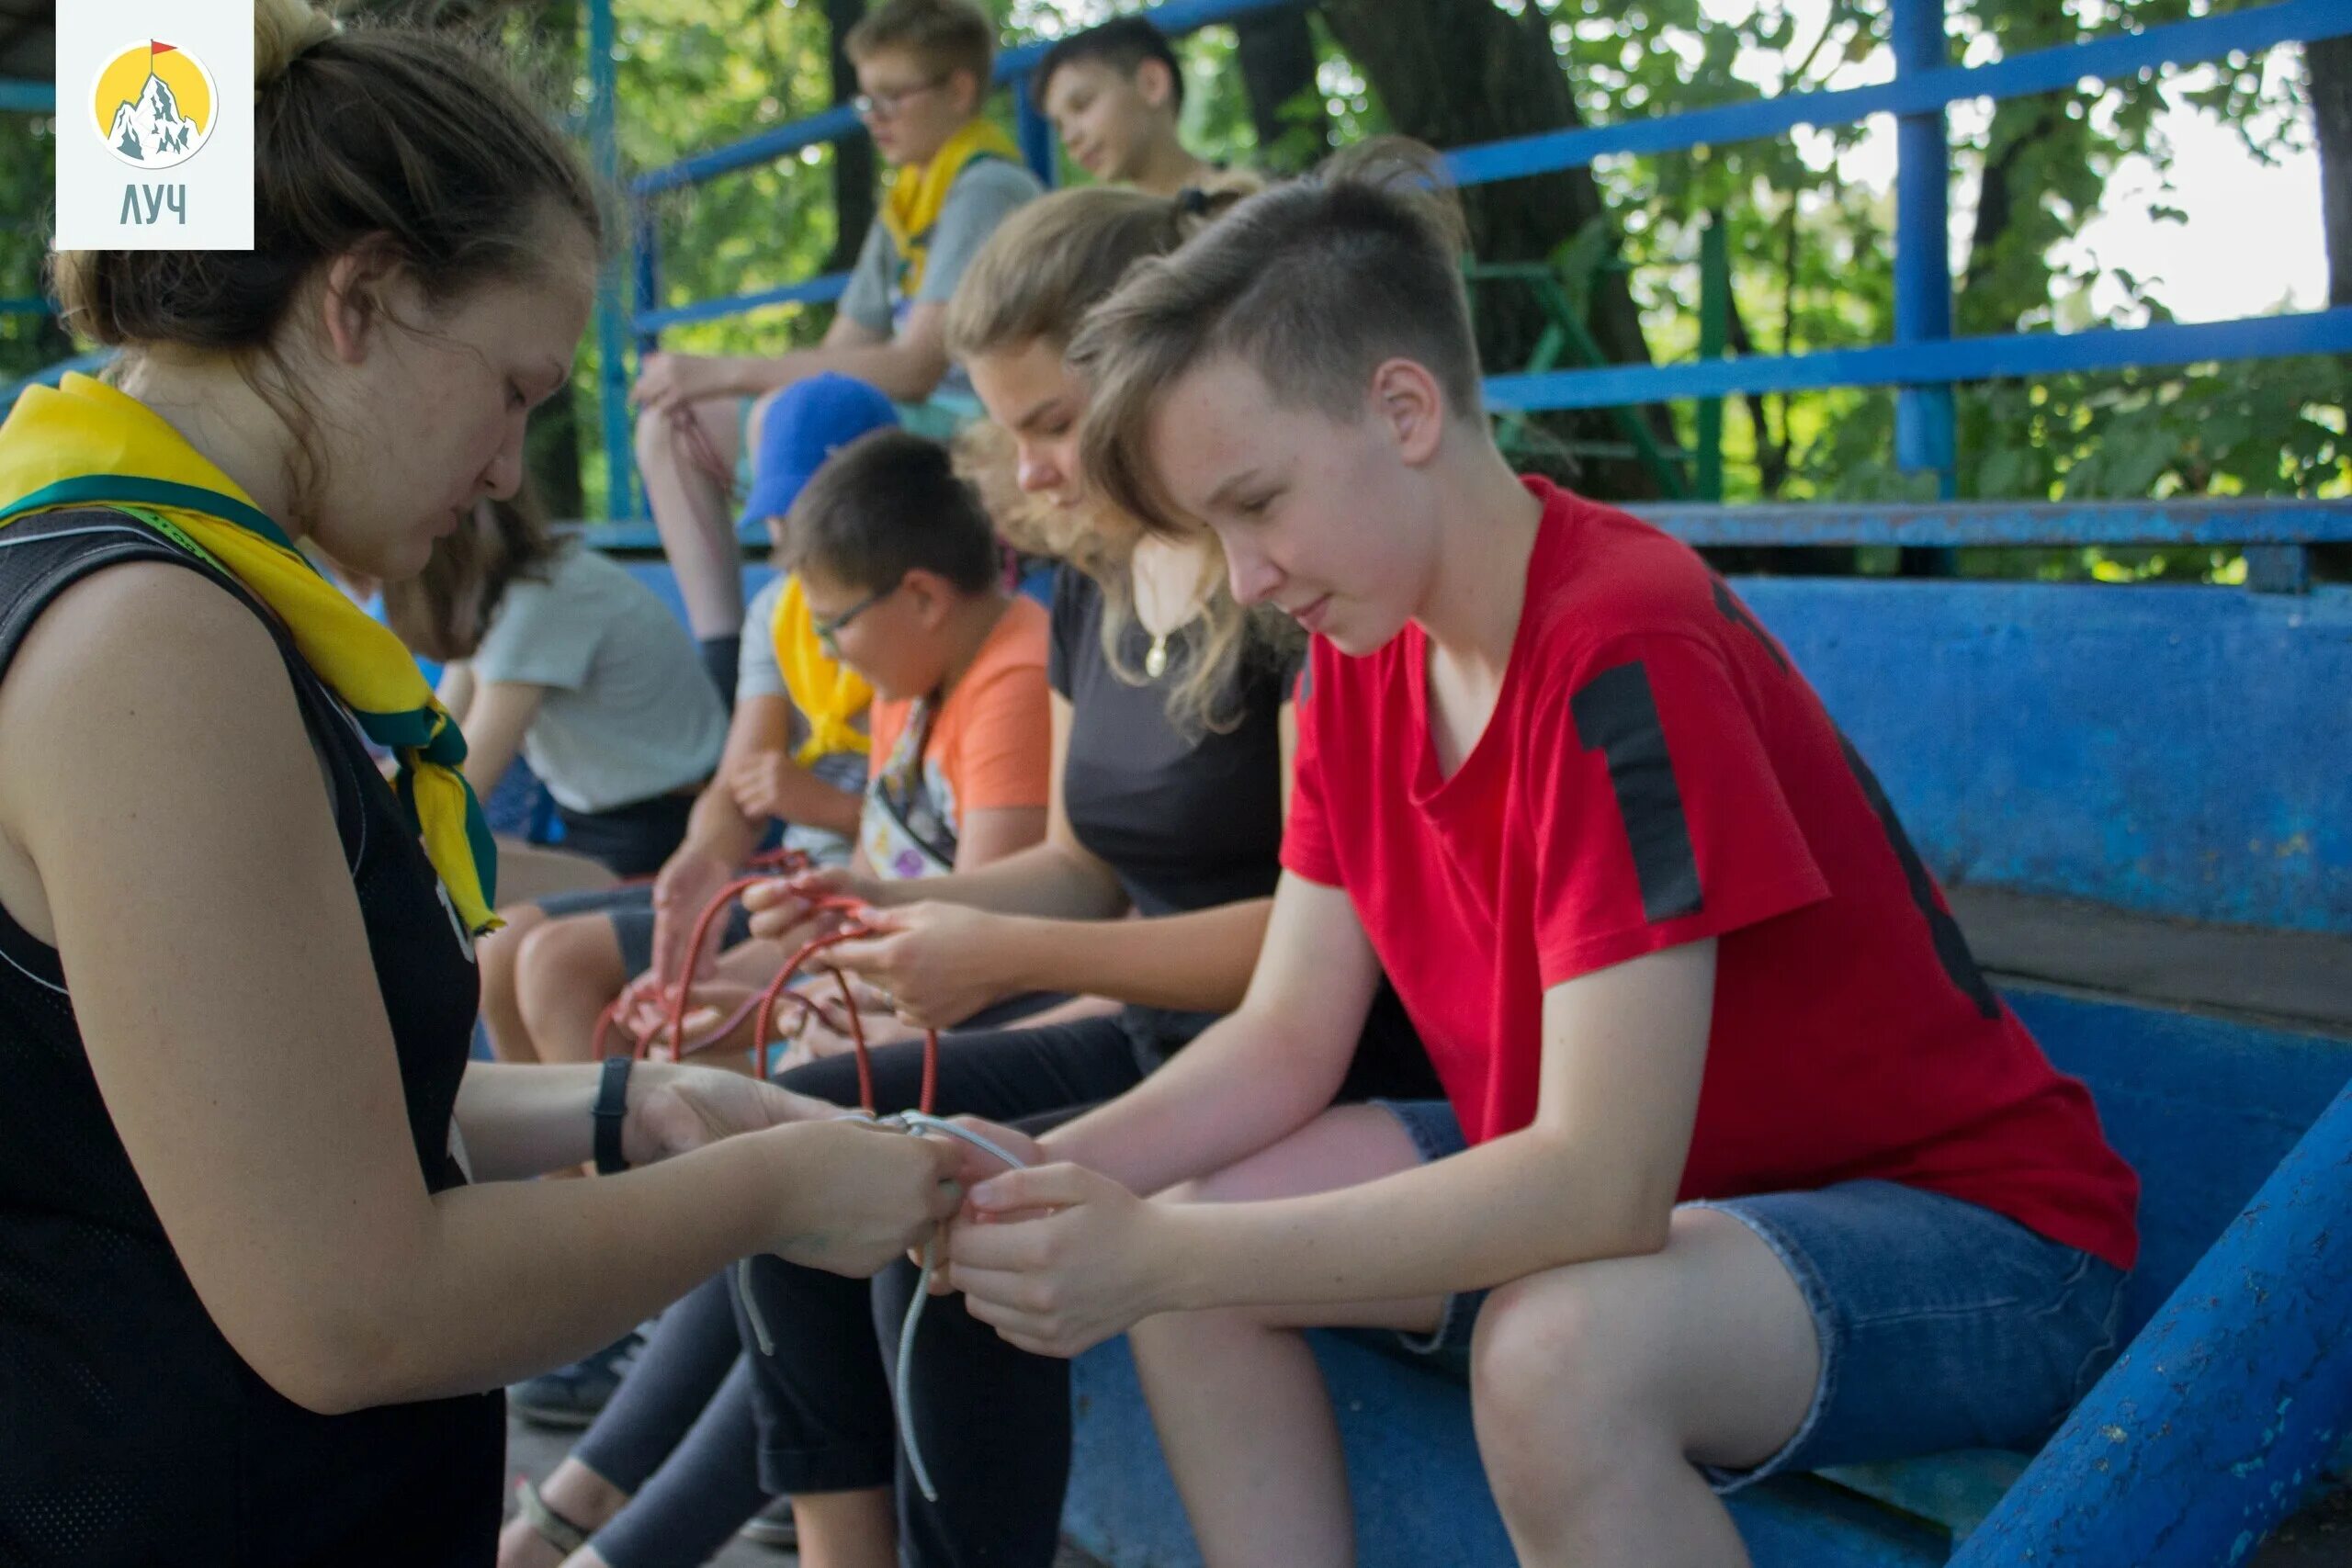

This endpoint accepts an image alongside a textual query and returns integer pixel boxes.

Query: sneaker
[507,1328,645,1429]
[738,1495,797,1551]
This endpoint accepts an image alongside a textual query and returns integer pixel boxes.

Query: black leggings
[741,1016,1152,1568]
[562,1016,1153,1568]
[567,1001,1435,1568]
[571,1276,763,1568]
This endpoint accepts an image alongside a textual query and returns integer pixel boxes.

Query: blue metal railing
[596,0,2352,527]
[0,80,51,115]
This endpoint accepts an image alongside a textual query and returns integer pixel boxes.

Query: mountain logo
[92,40,216,171]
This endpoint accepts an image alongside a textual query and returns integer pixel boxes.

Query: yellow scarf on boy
[770,574,872,767]
[0,373,502,933]
[881,118,1023,299]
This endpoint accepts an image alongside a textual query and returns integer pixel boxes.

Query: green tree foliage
[1,0,2337,543]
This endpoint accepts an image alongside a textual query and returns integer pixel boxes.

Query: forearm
[972,993,1122,1030]
[764,763,864,838]
[1043,998,1360,1196]
[452,1061,603,1179]
[725,341,944,405]
[359,1133,797,1406]
[992,899,1271,1014]
[872,840,1125,920]
[1158,1130,1669,1314]
[682,784,764,867]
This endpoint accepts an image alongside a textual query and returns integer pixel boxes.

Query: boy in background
[634,0,1042,702]
[1035,15,1220,197]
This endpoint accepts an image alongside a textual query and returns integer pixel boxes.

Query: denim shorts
[1372,1098,2128,1494]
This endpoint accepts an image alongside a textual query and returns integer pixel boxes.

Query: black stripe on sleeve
[1570,660,1704,923]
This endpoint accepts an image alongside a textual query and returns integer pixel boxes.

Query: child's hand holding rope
[944,1163,1173,1360]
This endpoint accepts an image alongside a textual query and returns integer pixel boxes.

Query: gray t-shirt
[736,573,864,867]
[737,575,790,702]
[470,545,728,815]
[839,157,1043,341]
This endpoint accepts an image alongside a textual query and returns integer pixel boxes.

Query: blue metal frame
[591,0,2352,524]
[1891,0,1957,499]
[0,80,51,115]
[1484,306,2352,411]
[1439,0,2352,188]
[587,0,632,520]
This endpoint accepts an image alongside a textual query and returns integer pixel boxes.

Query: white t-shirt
[470,545,727,814]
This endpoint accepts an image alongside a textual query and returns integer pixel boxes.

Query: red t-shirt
[1283,478,2140,1270]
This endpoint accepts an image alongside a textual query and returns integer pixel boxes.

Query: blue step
[1062,983,2352,1567]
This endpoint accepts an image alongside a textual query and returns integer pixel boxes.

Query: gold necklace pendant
[1144,634,1170,679]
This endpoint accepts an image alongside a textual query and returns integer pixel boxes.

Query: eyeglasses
[812,583,897,656]
[852,76,949,120]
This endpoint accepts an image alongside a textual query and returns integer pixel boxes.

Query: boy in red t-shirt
[938,147,2138,1566]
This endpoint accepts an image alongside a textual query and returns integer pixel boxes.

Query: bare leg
[634,396,745,640]
[793,1487,896,1568]
[493,840,620,905]
[496,1458,627,1568]
[515,913,630,1066]
[1469,1208,1817,1568]
[477,902,551,1062]
[1128,1105,1442,1568]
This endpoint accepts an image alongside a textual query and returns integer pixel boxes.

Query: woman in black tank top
[0,9,954,1565]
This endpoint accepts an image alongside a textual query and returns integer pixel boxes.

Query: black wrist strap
[594,1055,632,1175]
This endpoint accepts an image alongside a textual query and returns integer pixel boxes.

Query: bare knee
[480,904,547,988]
[1470,1272,1655,1507]
[516,915,626,1020]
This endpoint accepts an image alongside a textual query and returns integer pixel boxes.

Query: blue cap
[740,373,901,533]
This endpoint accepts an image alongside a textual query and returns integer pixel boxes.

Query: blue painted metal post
[1013,79,1057,187]
[1950,1078,2352,1566]
[586,0,634,522]
[1891,0,1958,502]
[0,79,52,114]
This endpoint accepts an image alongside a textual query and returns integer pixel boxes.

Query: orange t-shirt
[861,596,1051,880]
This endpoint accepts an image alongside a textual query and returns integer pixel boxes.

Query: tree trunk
[2305,36,2351,579]
[1317,0,1668,499]
[2311,36,2352,309]
[825,0,876,275]
[1233,7,1329,174]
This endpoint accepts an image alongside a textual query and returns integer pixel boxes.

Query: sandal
[514,1477,592,1558]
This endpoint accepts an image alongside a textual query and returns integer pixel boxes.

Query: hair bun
[255,0,340,93]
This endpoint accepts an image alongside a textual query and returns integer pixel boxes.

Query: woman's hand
[819,902,1012,1030]
[621,1062,829,1166]
[942,1164,1179,1358]
[760,1119,964,1278]
[743,866,883,950]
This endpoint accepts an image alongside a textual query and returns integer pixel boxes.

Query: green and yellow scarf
[0,373,502,933]
[881,117,1023,299]
[769,573,872,768]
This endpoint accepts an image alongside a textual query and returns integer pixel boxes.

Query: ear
[1368,357,1446,467]
[316,238,404,367]
[946,66,983,118]
[1135,59,1176,111]
[899,568,958,627]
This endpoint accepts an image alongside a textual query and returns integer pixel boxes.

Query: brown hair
[946,180,1296,735]
[51,1,601,510]
[381,489,562,664]
[1070,139,1476,538]
[785,429,1001,597]
[844,0,996,92]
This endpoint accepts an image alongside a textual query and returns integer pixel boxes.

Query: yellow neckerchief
[0,373,502,933]
[881,117,1023,299]
[770,573,872,767]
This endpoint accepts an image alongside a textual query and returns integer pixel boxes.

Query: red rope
[592,866,943,1116]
